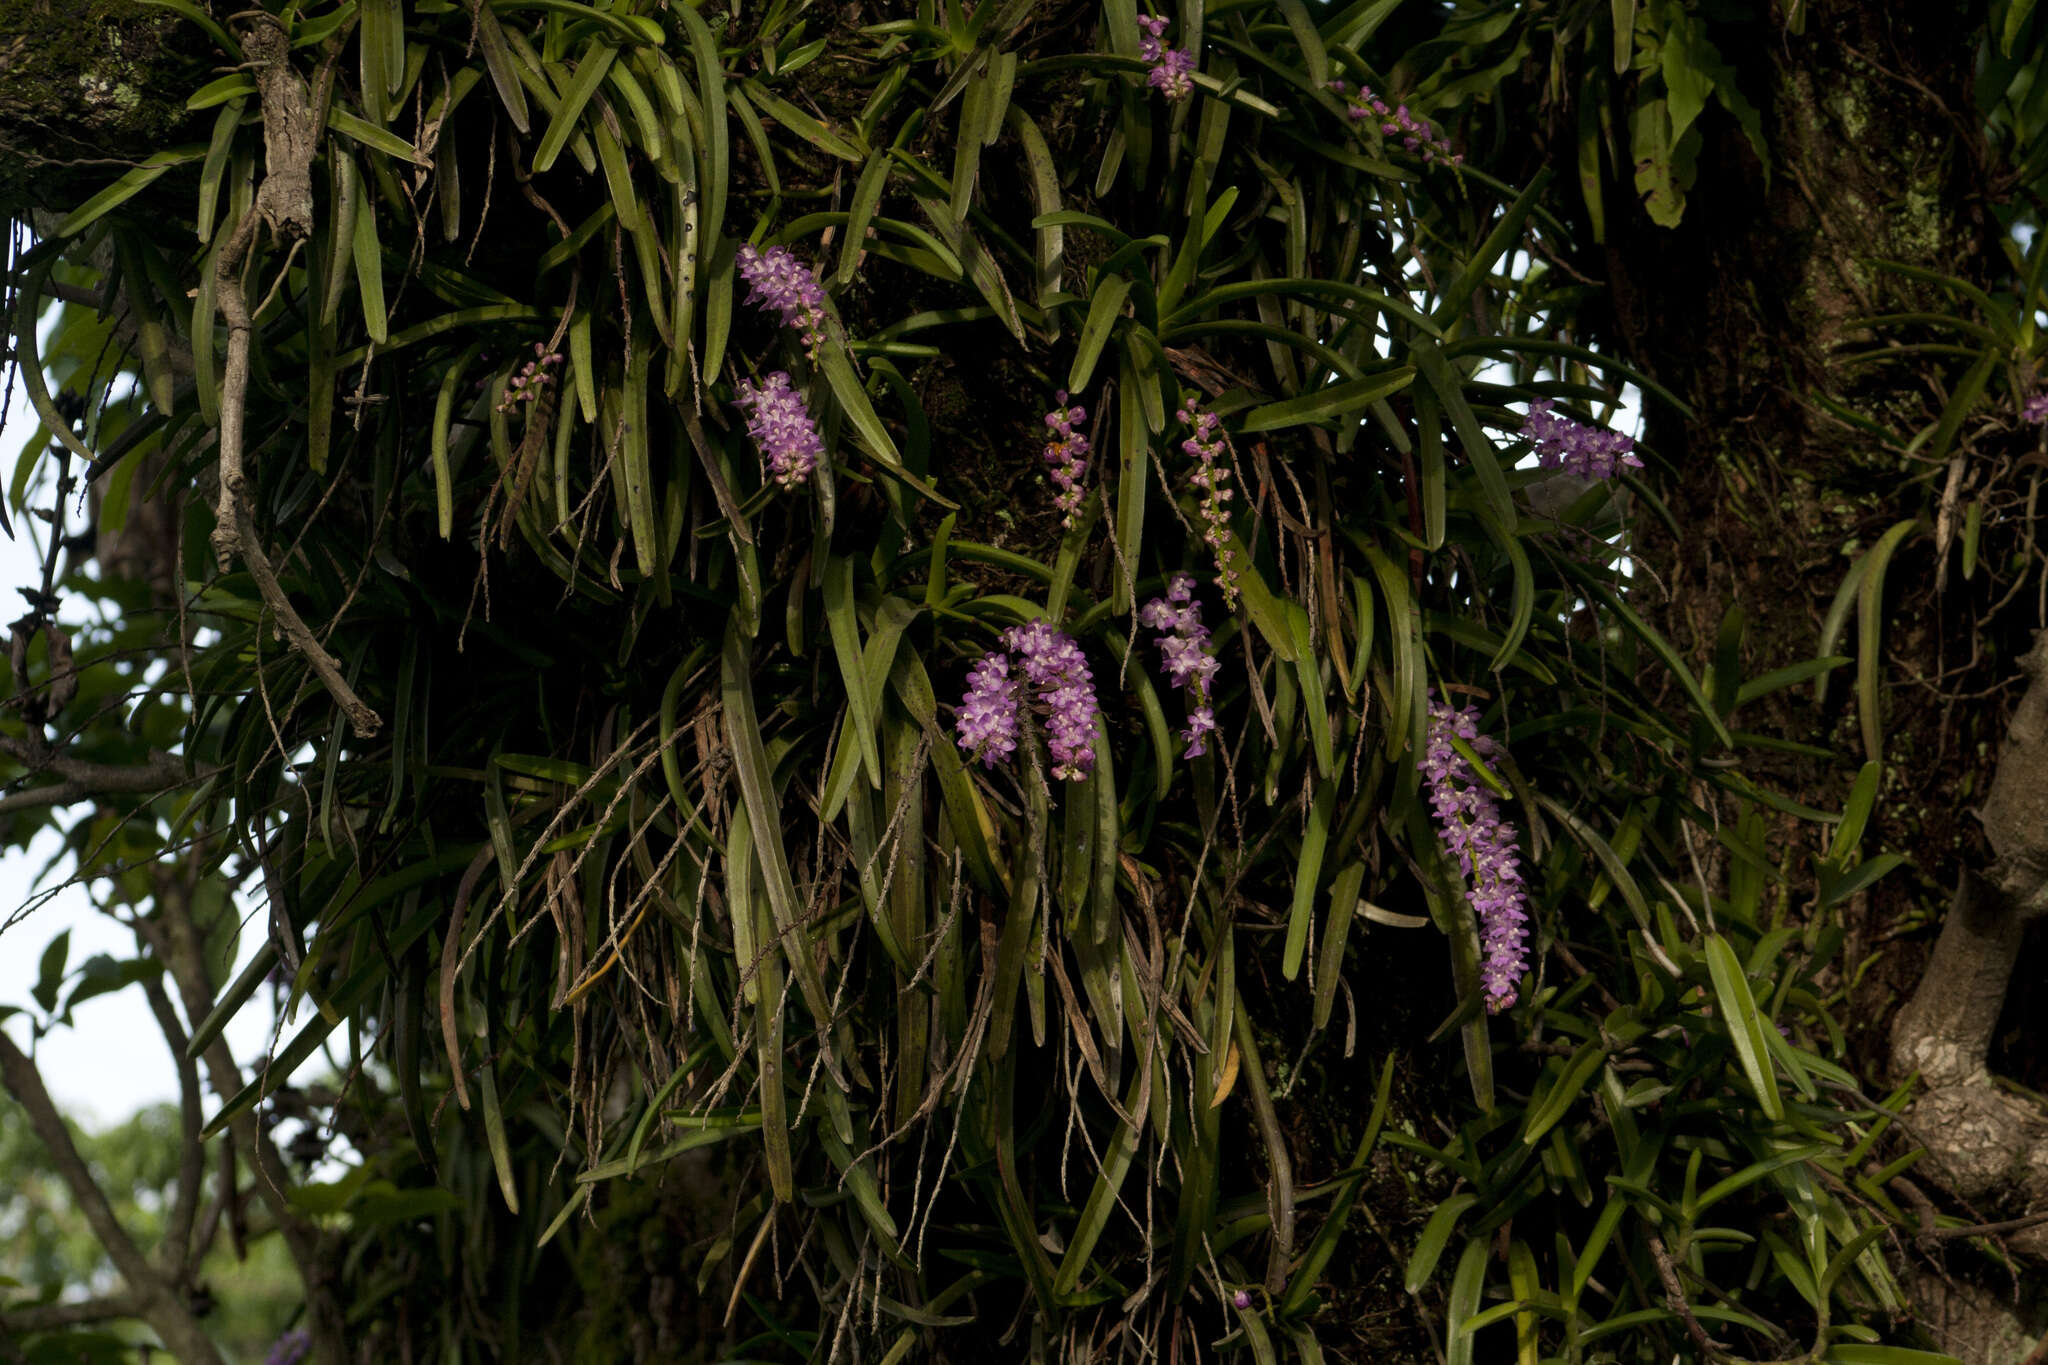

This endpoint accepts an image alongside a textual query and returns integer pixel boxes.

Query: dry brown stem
[206,14,379,738]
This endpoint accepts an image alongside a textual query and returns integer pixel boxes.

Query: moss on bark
[0,0,210,219]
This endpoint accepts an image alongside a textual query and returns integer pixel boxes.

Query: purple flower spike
[956,653,1021,768]
[1140,573,1221,758]
[1338,83,1461,165]
[1420,697,1529,1014]
[953,624,1102,781]
[737,243,829,357]
[734,372,824,490]
[1043,391,1092,527]
[1520,400,1643,482]
[497,341,564,412]
[1176,398,1240,606]
[1137,15,1196,100]
[1007,621,1101,780]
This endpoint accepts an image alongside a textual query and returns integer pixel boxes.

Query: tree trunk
[0,0,208,220]
[1583,0,2048,1351]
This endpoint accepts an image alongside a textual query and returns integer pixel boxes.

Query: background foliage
[6,0,2048,1362]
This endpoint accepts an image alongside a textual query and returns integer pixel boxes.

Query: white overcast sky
[0,361,293,1128]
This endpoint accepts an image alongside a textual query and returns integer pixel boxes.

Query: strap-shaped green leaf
[1240,366,1416,433]
[1405,1193,1478,1293]
[55,146,206,238]
[721,628,841,1074]
[1068,274,1131,395]
[1704,931,1784,1121]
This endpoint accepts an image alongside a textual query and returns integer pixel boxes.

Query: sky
[0,362,297,1130]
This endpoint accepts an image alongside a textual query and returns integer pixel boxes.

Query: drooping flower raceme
[736,243,829,357]
[953,623,1102,781]
[1043,392,1091,527]
[1140,573,1220,757]
[498,341,564,412]
[1178,398,1240,606]
[1137,16,1195,100]
[735,372,824,490]
[1520,400,1642,481]
[1328,81,1461,165]
[1420,697,1529,1014]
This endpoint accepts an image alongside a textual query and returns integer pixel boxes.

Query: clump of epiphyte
[2023,392,2048,424]
[1328,81,1461,165]
[1420,696,1529,1014]
[1176,397,1240,606]
[1137,15,1195,100]
[735,372,824,490]
[955,622,1102,781]
[1043,391,1091,527]
[1140,573,1220,758]
[497,342,564,412]
[737,243,829,357]
[1520,399,1643,481]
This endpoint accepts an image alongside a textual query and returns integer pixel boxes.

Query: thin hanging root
[209,14,381,739]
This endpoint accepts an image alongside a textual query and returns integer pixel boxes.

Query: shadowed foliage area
[5,1,2048,1363]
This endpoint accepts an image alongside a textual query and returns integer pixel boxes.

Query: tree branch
[128,895,314,1268]
[0,1031,225,1365]
[1890,628,2048,1254]
[141,974,208,1277]
[206,13,379,740]
[132,867,348,1365]
[0,734,204,817]
[0,1294,145,1333]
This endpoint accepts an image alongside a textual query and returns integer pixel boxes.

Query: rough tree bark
[1889,632,2048,1247]
[0,0,209,220]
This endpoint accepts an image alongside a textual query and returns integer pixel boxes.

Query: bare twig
[1646,1233,1728,1360]
[1922,1206,2048,1241]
